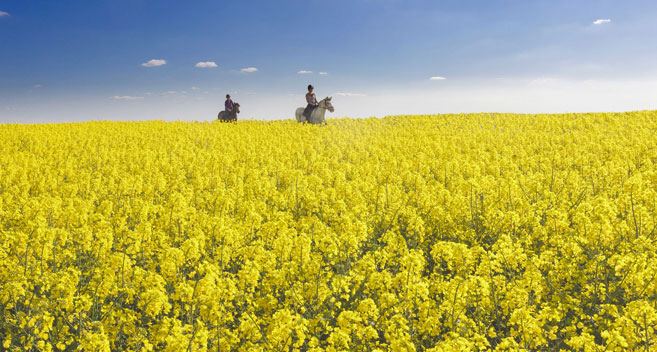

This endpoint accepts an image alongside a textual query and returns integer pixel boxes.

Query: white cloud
[529,77,563,86]
[430,76,447,81]
[111,96,144,100]
[335,92,367,97]
[241,67,258,73]
[191,87,200,90]
[141,59,166,67]
[593,19,611,25]
[297,70,313,74]
[319,72,328,75]
[195,61,218,68]
[33,84,43,88]
[0,11,9,17]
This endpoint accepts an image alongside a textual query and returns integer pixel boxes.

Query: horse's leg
[309,109,317,124]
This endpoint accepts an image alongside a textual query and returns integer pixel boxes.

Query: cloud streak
[0,11,9,17]
[195,61,218,68]
[240,67,258,73]
[141,59,166,67]
[319,72,328,75]
[593,19,611,25]
[297,70,313,74]
[111,96,144,100]
[430,76,447,81]
[335,92,367,97]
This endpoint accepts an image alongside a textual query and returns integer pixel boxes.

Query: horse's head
[322,97,334,113]
[234,103,240,114]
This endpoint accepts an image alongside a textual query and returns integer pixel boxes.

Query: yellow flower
[1,112,656,350]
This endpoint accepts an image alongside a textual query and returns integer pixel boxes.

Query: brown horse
[217,103,240,122]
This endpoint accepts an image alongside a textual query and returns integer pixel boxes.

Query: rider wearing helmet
[303,85,318,118]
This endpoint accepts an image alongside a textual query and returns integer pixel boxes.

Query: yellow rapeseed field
[1,112,657,351]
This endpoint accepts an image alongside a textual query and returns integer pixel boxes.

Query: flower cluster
[1,112,656,351]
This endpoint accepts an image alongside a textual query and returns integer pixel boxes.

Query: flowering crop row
[1,112,657,351]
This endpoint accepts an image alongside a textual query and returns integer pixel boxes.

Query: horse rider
[303,85,318,118]
[225,94,235,113]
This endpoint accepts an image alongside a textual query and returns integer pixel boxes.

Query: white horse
[295,97,334,124]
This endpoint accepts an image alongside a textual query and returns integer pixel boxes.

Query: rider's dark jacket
[225,99,234,111]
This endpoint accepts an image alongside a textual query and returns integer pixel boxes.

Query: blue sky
[1,0,657,123]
